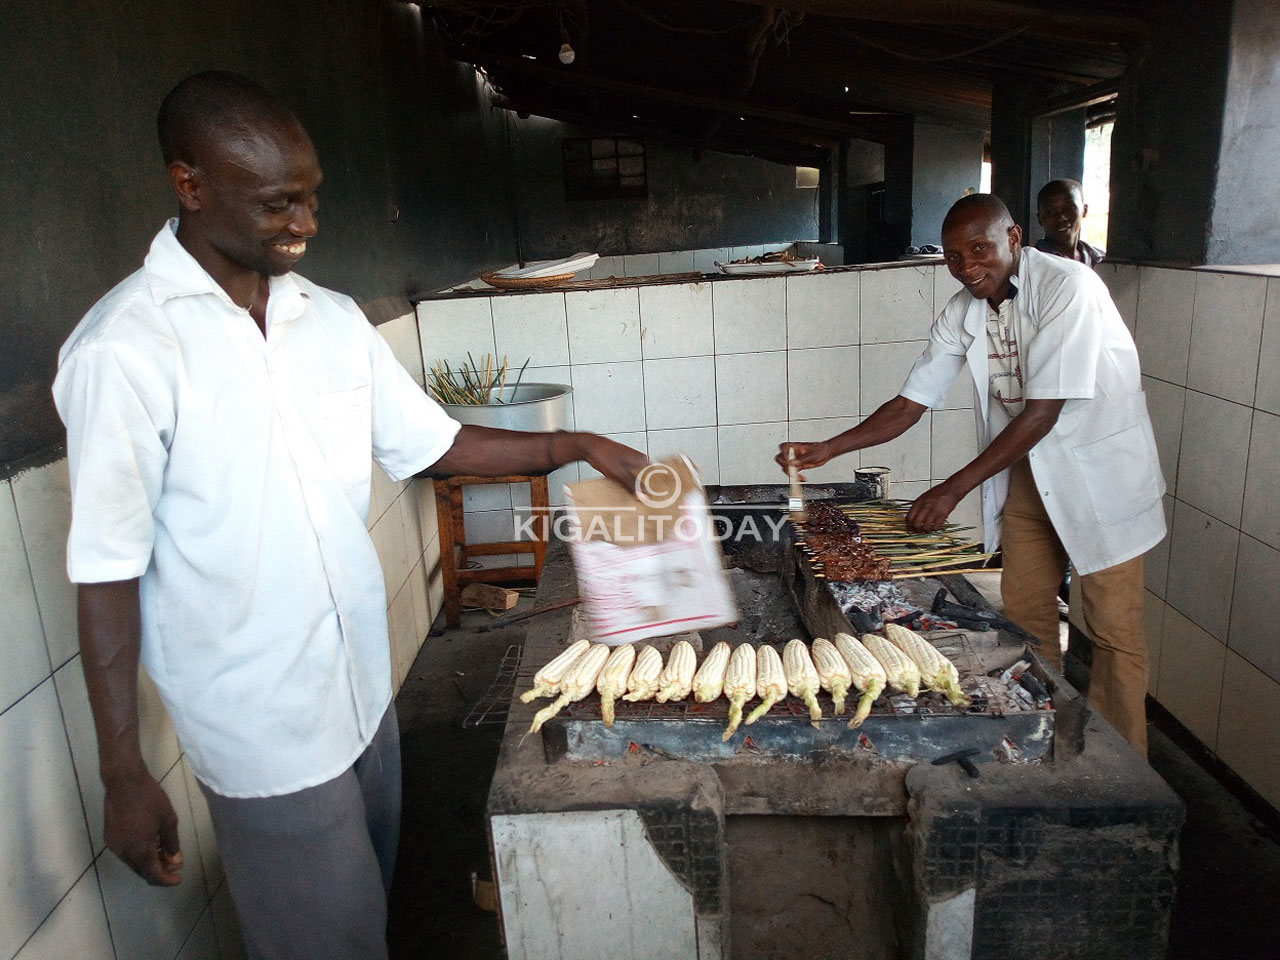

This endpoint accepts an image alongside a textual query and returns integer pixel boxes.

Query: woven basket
[481,271,577,290]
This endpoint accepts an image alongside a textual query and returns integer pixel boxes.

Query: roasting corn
[622,645,663,702]
[527,643,610,736]
[833,632,887,728]
[862,633,921,699]
[595,643,637,725]
[519,638,591,702]
[721,643,757,741]
[693,641,732,703]
[744,644,786,725]
[655,640,697,703]
[884,623,971,707]
[811,637,852,715]
[783,638,823,727]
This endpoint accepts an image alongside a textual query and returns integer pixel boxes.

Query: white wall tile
[376,313,425,387]
[570,362,646,434]
[642,356,717,430]
[462,482,512,513]
[1176,390,1252,527]
[647,427,720,486]
[691,249,720,275]
[785,271,860,348]
[211,881,247,960]
[1135,267,1196,385]
[577,432,647,481]
[1157,607,1225,748]
[1097,262,1139,336]
[860,340,928,415]
[1216,651,1280,811]
[1187,272,1266,405]
[511,463,579,510]
[180,757,222,898]
[97,762,207,960]
[1228,534,1280,684]
[388,579,416,689]
[367,462,398,529]
[639,282,713,359]
[787,346,859,421]
[0,679,94,960]
[657,250,696,275]
[566,288,641,364]
[860,266,934,343]
[1144,591,1165,697]
[1144,495,1174,599]
[1255,277,1280,416]
[408,559,431,654]
[13,866,113,960]
[1141,376,1185,496]
[463,508,518,547]
[176,908,221,960]
[717,422,788,485]
[786,417,859,484]
[587,255,623,281]
[933,265,964,318]
[712,277,787,353]
[1165,500,1239,641]
[11,460,78,670]
[715,352,787,425]
[416,480,438,552]
[493,292,570,367]
[1242,409,1280,550]
[858,412,932,482]
[623,253,660,277]
[1,483,50,714]
[931,408,978,479]
[950,488,983,537]
[54,656,181,857]
[425,534,445,626]
[416,297,495,370]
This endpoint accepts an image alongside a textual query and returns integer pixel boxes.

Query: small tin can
[856,465,892,500]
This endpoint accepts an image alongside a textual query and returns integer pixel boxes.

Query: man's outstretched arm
[426,424,648,491]
[78,579,183,886]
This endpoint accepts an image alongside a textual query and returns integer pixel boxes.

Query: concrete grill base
[486,538,1182,960]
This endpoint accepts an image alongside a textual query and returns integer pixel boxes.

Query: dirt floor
[387,597,1280,960]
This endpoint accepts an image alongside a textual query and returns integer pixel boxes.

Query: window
[563,137,647,201]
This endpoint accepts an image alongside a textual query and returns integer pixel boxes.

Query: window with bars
[562,137,647,201]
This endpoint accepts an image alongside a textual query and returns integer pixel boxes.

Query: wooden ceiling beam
[724,0,1148,43]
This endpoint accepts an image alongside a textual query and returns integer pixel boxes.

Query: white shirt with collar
[900,246,1166,575]
[53,220,461,798]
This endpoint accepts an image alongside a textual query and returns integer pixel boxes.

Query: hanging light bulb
[558,28,575,65]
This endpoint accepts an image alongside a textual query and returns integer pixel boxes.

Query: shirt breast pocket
[313,384,372,489]
[1071,421,1161,527]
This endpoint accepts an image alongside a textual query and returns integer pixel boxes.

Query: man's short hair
[942,193,1014,235]
[157,71,298,166]
[1036,179,1084,209]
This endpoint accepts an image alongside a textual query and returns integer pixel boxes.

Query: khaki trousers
[1000,458,1149,754]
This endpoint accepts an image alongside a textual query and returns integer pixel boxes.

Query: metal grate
[462,643,524,728]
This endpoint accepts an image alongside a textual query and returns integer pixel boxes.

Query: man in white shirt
[53,71,646,959]
[779,194,1164,755]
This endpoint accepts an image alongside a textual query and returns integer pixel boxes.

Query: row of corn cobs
[520,623,971,743]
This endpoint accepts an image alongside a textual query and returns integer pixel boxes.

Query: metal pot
[440,382,572,433]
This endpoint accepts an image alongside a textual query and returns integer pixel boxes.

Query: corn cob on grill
[862,632,921,699]
[595,643,637,726]
[693,641,732,703]
[885,623,971,707]
[810,637,852,715]
[622,644,664,702]
[655,639,697,703]
[519,638,590,703]
[721,643,757,741]
[744,644,786,725]
[783,638,823,727]
[527,642,610,736]
[833,632,887,728]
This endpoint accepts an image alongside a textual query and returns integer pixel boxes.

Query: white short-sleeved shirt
[53,221,461,797]
[900,247,1165,575]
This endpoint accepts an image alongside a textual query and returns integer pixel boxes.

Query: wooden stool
[433,474,551,626]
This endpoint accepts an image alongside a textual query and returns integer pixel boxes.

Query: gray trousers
[200,704,401,960]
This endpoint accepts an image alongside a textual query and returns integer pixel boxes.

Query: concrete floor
[387,597,1280,960]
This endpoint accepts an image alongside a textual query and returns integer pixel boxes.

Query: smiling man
[53,72,645,959]
[1034,178,1104,267]
[780,193,1164,755]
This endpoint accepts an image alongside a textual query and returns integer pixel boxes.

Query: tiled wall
[1098,262,1280,811]
[416,260,983,564]
[0,313,443,960]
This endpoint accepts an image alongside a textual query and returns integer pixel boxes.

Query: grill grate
[462,643,524,728]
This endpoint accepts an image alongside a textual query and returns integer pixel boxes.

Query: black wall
[508,115,820,259]
[0,0,517,467]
